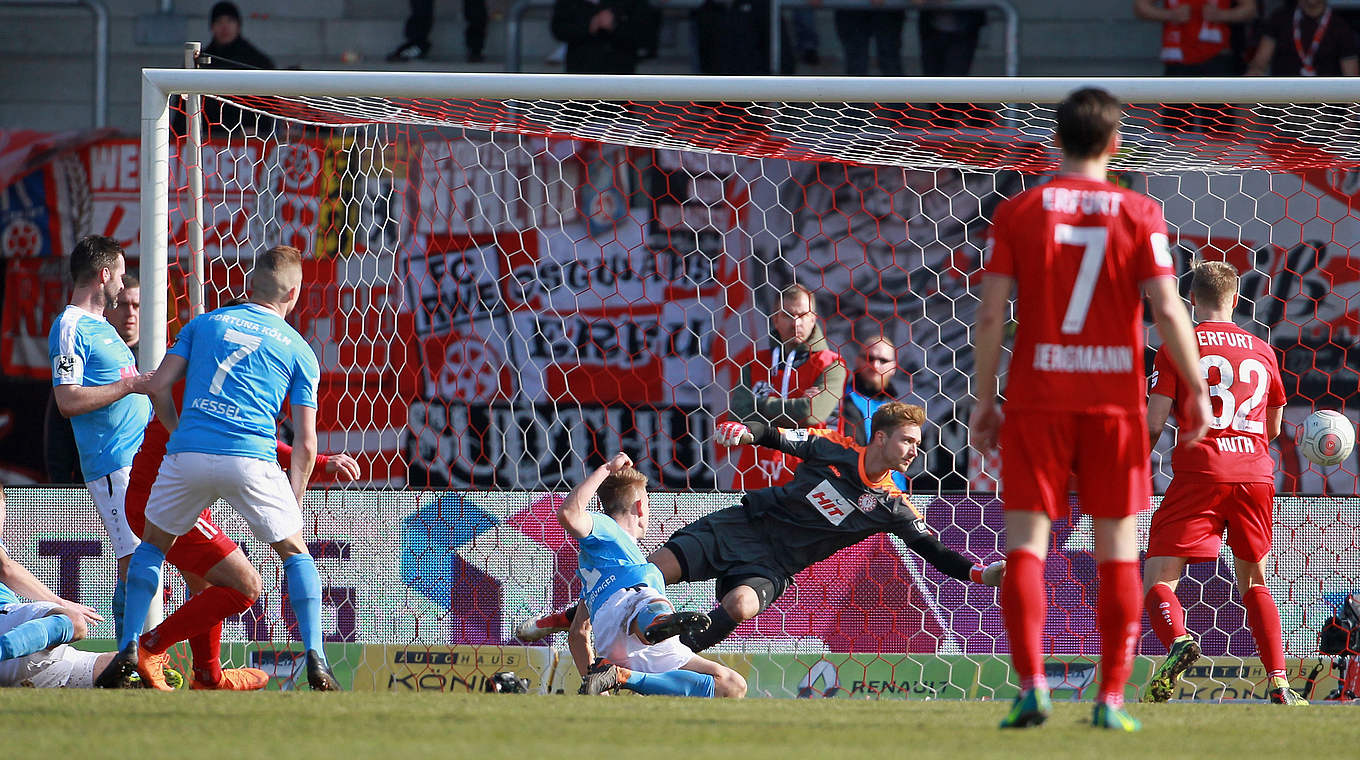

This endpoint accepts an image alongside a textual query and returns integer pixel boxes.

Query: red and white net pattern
[96,92,1360,695]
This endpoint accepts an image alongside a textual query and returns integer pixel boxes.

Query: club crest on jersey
[54,355,75,379]
[856,493,878,513]
[806,480,855,526]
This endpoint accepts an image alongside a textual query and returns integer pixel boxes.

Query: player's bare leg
[646,547,683,584]
[681,655,747,698]
[1091,516,1142,731]
[1141,555,1199,703]
[1235,556,1306,705]
[999,510,1053,728]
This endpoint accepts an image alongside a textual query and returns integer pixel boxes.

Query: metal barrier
[0,0,109,126]
[506,0,1018,77]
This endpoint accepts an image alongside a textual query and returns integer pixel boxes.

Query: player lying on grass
[120,360,360,691]
[519,403,1004,653]
[1141,261,1305,706]
[558,453,746,698]
[0,484,114,688]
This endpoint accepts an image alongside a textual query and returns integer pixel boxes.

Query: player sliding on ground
[971,86,1211,731]
[0,485,116,688]
[519,403,1004,653]
[559,452,746,698]
[1141,261,1306,706]
[99,246,340,691]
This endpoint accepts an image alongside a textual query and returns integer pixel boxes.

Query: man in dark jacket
[551,0,654,74]
[203,2,275,133]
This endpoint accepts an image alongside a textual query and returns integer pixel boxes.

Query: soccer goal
[127,69,1359,698]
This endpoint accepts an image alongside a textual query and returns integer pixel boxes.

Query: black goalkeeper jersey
[738,422,947,578]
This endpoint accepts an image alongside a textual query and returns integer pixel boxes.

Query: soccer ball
[1298,410,1356,467]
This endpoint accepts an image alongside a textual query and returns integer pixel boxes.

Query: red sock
[189,622,223,685]
[140,587,253,656]
[1001,548,1047,691]
[1098,561,1141,706]
[538,611,571,629]
[1144,583,1187,649]
[1243,585,1286,678]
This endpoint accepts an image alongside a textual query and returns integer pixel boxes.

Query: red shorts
[124,483,239,579]
[1146,480,1274,562]
[1000,409,1152,521]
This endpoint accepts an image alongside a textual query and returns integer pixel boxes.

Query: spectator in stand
[202,3,275,134]
[44,274,139,485]
[1135,1,1258,132]
[916,0,986,76]
[205,3,273,72]
[835,1,906,76]
[1246,0,1358,75]
[840,336,912,490]
[385,0,488,63]
[693,0,795,75]
[915,1,988,127]
[726,284,847,490]
[791,8,822,66]
[551,0,655,74]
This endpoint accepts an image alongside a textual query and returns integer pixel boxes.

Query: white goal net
[19,71,1353,698]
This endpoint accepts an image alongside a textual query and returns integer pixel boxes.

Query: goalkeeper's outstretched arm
[896,529,1006,587]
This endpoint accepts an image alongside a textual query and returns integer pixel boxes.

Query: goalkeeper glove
[714,421,751,447]
[970,560,1006,587]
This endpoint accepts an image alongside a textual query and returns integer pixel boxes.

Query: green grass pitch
[2,691,1356,759]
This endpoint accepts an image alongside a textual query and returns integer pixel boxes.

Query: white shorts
[591,586,695,675]
[145,452,303,544]
[86,466,140,559]
[0,602,101,688]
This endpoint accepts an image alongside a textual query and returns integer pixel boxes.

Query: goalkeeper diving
[519,403,1005,652]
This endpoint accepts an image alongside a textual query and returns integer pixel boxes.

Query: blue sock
[111,579,126,642]
[633,601,672,633]
[119,543,164,651]
[621,669,716,698]
[283,554,325,657]
[0,614,75,661]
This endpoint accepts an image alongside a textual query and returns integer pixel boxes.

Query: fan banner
[0,129,1357,493]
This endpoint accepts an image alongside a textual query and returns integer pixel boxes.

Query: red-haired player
[1142,261,1305,705]
[971,87,1210,730]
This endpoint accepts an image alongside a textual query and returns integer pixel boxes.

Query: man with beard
[47,235,154,649]
[726,284,846,490]
[841,335,913,491]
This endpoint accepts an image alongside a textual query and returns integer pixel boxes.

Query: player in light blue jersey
[47,235,153,644]
[99,245,340,691]
[558,453,746,698]
[0,485,114,688]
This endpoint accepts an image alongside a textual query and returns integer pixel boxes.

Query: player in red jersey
[971,87,1211,731]
[1141,261,1305,705]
